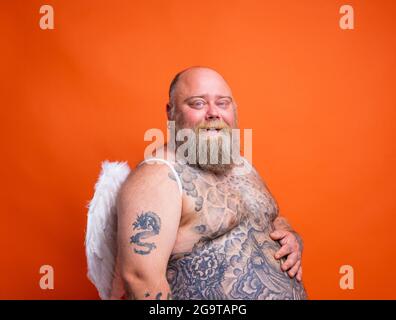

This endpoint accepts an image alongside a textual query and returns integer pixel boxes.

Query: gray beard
[195,133,234,174]
[173,130,236,175]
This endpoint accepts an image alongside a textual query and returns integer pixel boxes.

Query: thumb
[269,230,287,240]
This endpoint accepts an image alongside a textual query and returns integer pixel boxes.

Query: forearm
[123,274,172,300]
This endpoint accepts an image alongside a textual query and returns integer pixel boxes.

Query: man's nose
[205,102,220,121]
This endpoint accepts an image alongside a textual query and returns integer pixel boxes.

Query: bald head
[168,67,233,105]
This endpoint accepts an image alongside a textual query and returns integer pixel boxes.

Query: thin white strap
[138,158,183,195]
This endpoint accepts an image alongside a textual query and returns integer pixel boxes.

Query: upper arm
[248,163,280,219]
[116,162,182,282]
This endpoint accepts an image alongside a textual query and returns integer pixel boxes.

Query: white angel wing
[85,161,131,299]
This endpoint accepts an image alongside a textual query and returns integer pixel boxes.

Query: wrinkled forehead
[174,68,233,101]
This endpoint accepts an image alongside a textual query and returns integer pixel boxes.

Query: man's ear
[166,103,173,120]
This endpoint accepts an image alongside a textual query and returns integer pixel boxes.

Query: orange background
[1,0,395,299]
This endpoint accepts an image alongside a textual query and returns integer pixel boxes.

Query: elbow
[120,268,166,289]
[120,269,169,300]
[120,269,149,287]
[120,270,147,298]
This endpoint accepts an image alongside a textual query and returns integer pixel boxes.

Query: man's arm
[271,215,304,281]
[116,162,182,299]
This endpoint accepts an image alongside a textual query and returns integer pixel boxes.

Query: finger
[278,232,295,246]
[281,252,298,271]
[280,233,301,252]
[287,260,301,278]
[269,230,288,240]
[279,235,290,246]
[288,232,302,250]
[296,266,303,282]
[274,244,293,260]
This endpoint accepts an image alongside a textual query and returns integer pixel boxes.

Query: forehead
[175,68,233,98]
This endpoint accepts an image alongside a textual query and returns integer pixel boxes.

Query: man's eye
[191,100,206,108]
[216,100,231,108]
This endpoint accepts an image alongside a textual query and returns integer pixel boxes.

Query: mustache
[194,120,230,131]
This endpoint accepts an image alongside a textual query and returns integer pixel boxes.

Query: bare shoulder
[117,159,182,208]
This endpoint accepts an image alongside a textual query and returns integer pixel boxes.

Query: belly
[166,224,307,300]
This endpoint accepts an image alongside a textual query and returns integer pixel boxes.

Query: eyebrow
[184,95,233,103]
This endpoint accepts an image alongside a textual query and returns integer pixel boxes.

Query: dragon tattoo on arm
[130,211,161,255]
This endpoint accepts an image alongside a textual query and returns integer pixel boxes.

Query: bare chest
[171,164,279,252]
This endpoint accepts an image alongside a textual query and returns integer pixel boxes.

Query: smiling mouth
[199,128,224,137]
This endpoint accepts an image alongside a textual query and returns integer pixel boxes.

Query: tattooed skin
[142,291,172,300]
[155,292,162,300]
[130,211,161,255]
[167,161,307,300]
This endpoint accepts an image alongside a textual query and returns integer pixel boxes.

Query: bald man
[116,67,307,300]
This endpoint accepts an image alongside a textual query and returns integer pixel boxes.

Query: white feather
[85,161,130,299]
